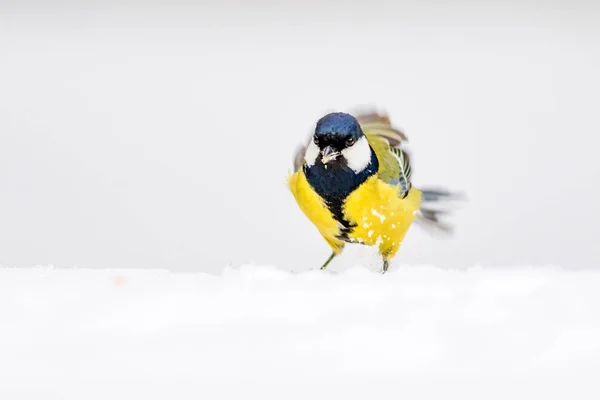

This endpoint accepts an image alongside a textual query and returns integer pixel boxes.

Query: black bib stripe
[304,150,379,240]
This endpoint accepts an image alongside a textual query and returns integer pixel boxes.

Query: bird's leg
[320,252,336,270]
[382,259,390,274]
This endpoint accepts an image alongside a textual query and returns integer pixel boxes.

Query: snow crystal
[370,208,386,223]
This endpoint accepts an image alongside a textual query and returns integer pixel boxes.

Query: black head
[313,113,364,158]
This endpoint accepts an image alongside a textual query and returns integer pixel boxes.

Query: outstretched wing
[356,111,413,198]
[292,142,307,172]
[355,111,408,146]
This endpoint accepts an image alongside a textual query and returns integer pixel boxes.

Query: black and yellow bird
[288,110,460,273]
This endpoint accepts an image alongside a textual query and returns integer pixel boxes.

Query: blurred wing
[355,111,408,147]
[292,143,307,172]
[389,146,413,196]
[358,111,412,198]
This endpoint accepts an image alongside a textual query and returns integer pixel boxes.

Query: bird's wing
[355,111,408,147]
[357,111,412,198]
[292,142,307,172]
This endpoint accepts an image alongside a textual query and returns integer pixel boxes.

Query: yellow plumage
[343,176,422,260]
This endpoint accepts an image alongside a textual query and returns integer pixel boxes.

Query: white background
[1,0,599,272]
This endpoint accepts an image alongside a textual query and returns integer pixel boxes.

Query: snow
[370,208,386,223]
[1,265,599,400]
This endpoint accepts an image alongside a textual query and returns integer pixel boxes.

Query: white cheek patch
[303,140,320,166]
[342,136,372,173]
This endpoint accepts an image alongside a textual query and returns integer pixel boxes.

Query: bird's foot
[382,260,389,274]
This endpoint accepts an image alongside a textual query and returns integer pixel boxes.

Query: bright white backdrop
[1,1,599,272]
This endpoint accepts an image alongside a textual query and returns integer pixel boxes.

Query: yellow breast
[344,176,422,259]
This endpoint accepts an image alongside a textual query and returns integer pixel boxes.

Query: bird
[287,110,461,273]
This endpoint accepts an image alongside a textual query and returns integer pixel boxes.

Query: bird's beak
[321,146,340,164]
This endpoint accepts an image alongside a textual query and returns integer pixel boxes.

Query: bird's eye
[313,136,319,146]
[346,137,355,146]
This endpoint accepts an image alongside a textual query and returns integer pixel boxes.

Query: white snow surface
[1,265,600,400]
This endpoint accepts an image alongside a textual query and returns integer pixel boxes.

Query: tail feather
[420,188,465,202]
[415,188,465,236]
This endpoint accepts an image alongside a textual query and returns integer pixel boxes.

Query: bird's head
[304,112,373,173]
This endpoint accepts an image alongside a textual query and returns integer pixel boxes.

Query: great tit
[288,110,460,273]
